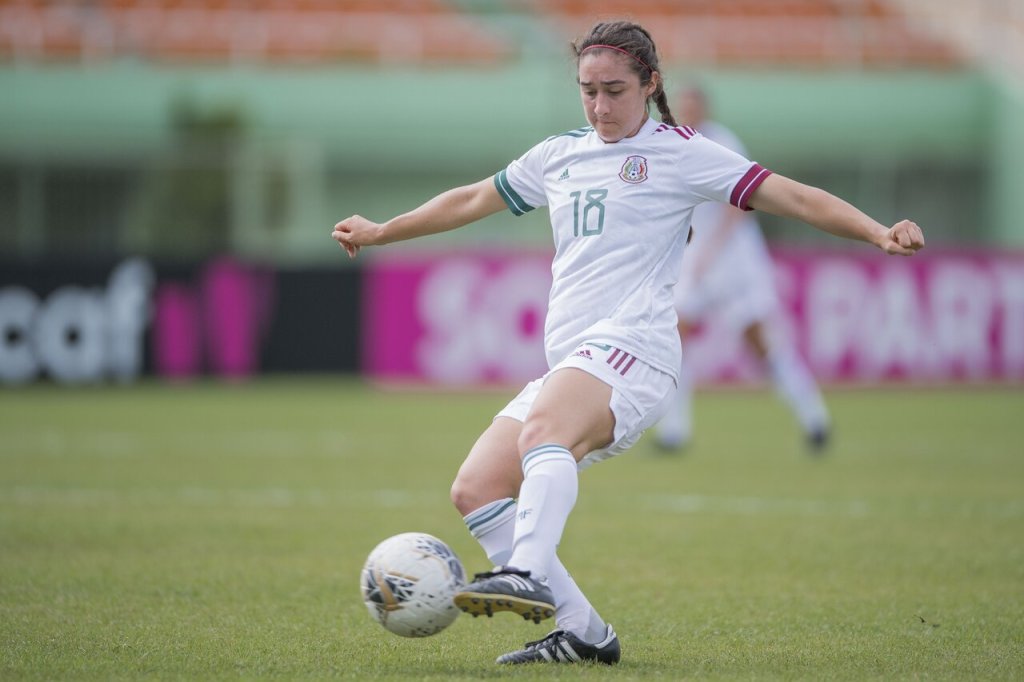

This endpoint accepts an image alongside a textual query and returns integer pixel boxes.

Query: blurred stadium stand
[0,0,514,65]
[521,0,960,69]
[892,0,1024,83]
[0,0,1021,263]
[0,0,965,67]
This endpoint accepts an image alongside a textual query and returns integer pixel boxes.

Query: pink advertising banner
[363,249,1024,386]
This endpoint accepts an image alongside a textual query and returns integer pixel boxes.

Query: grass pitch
[1,378,1022,680]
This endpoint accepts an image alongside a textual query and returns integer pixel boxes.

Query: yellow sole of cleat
[454,592,555,623]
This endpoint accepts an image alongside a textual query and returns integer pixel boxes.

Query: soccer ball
[360,532,466,637]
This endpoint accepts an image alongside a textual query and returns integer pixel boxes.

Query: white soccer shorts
[496,341,676,470]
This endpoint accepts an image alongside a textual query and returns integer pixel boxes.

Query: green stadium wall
[1,62,1020,259]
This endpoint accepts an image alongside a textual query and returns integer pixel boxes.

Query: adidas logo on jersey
[558,168,570,181]
[572,349,592,360]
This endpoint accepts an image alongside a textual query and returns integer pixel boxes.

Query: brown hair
[572,21,677,127]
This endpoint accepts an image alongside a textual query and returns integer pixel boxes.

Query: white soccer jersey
[494,116,771,379]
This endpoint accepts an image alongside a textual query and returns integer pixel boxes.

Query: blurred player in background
[654,86,831,454]
[333,21,924,667]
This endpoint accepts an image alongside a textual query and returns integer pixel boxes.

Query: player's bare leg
[451,416,523,518]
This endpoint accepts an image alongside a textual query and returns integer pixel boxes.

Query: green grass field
[2,379,1022,680]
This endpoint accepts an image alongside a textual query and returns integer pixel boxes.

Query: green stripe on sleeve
[494,169,534,216]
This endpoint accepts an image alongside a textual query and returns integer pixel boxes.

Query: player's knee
[449,476,479,516]
[450,470,512,516]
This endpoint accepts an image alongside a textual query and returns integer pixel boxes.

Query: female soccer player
[332,20,924,665]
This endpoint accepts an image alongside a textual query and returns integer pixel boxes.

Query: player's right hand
[881,219,925,256]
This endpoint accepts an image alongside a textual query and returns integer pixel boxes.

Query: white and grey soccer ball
[360,532,466,637]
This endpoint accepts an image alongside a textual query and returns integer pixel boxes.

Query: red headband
[581,44,653,73]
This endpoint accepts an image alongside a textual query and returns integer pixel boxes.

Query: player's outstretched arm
[748,174,925,256]
[331,177,507,259]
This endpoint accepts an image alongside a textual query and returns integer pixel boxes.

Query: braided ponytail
[652,89,677,127]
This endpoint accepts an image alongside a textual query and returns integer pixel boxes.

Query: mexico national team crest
[619,155,648,184]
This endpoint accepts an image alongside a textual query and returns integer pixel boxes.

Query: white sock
[508,444,578,581]
[547,560,611,644]
[463,496,607,643]
[656,352,693,447]
[463,497,516,567]
[765,345,829,433]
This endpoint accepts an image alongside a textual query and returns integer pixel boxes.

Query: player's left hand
[881,220,925,256]
[331,215,382,259]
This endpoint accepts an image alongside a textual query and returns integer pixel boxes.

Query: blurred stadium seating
[892,0,1024,82]
[3,0,1016,78]
[520,0,961,68]
[0,0,514,64]
[0,0,966,68]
